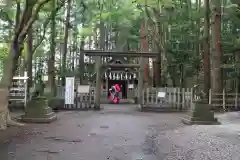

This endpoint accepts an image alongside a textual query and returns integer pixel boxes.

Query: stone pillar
[138,57,144,108]
[94,56,101,109]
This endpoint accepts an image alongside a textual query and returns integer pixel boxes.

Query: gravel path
[0,105,240,160]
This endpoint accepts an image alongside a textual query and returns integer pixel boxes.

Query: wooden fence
[142,87,192,110]
[56,86,95,110]
[63,93,95,110]
[142,88,240,111]
[55,86,240,111]
[56,86,193,110]
[208,89,240,111]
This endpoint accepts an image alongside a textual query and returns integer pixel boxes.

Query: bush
[48,97,65,110]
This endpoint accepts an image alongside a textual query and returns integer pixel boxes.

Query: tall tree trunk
[154,25,162,87]
[151,2,164,87]
[26,27,33,99]
[203,0,211,99]
[62,0,71,85]
[140,21,149,84]
[0,0,52,130]
[0,42,24,130]
[196,0,201,56]
[195,0,201,83]
[211,0,223,95]
[48,0,57,95]
[79,0,87,85]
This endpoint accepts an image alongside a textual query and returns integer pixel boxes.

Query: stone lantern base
[21,97,57,123]
[182,100,220,125]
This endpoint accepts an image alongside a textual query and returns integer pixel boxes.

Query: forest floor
[0,105,240,160]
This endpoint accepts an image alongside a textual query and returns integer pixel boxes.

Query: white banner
[65,77,75,104]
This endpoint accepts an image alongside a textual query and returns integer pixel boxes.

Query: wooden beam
[102,64,140,68]
[84,50,158,57]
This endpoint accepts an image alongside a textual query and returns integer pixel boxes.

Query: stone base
[20,112,57,123]
[20,97,57,123]
[181,116,220,125]
[181,100,220,125]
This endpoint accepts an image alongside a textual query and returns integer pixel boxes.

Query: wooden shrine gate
[85,50,158,110]
[61,50,157,110]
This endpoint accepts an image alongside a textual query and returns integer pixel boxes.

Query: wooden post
[177,88,180,109]
[146,87,149,104]
[168,88,172,104]
[138,57,144,107]
[106,78,108,99]
[186,88,189,107]
[235,88,238,110]
[223,89,226,111]
[190,88,193,106]
[142,87,145,105]
[188,88,191,106]
[182,88,185,109]
[94,56,101,109]
[173,88,177,108]
[24,81,28,108]
[208,89,212,104]
[150,88,154,104]
[155,88,158,104]
[125,80,128,99]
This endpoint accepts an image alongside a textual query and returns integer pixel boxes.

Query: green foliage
[0,43,8,58]
[0,7,14,23]
[78,27,93,37]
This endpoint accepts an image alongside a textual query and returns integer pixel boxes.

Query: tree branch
[14,2,21,30]
[18,0,52,43]
[32,18,50,53]
[32,1,64,53]
[14,1,35,40]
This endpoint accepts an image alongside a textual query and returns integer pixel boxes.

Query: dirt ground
[0,105,240,160]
